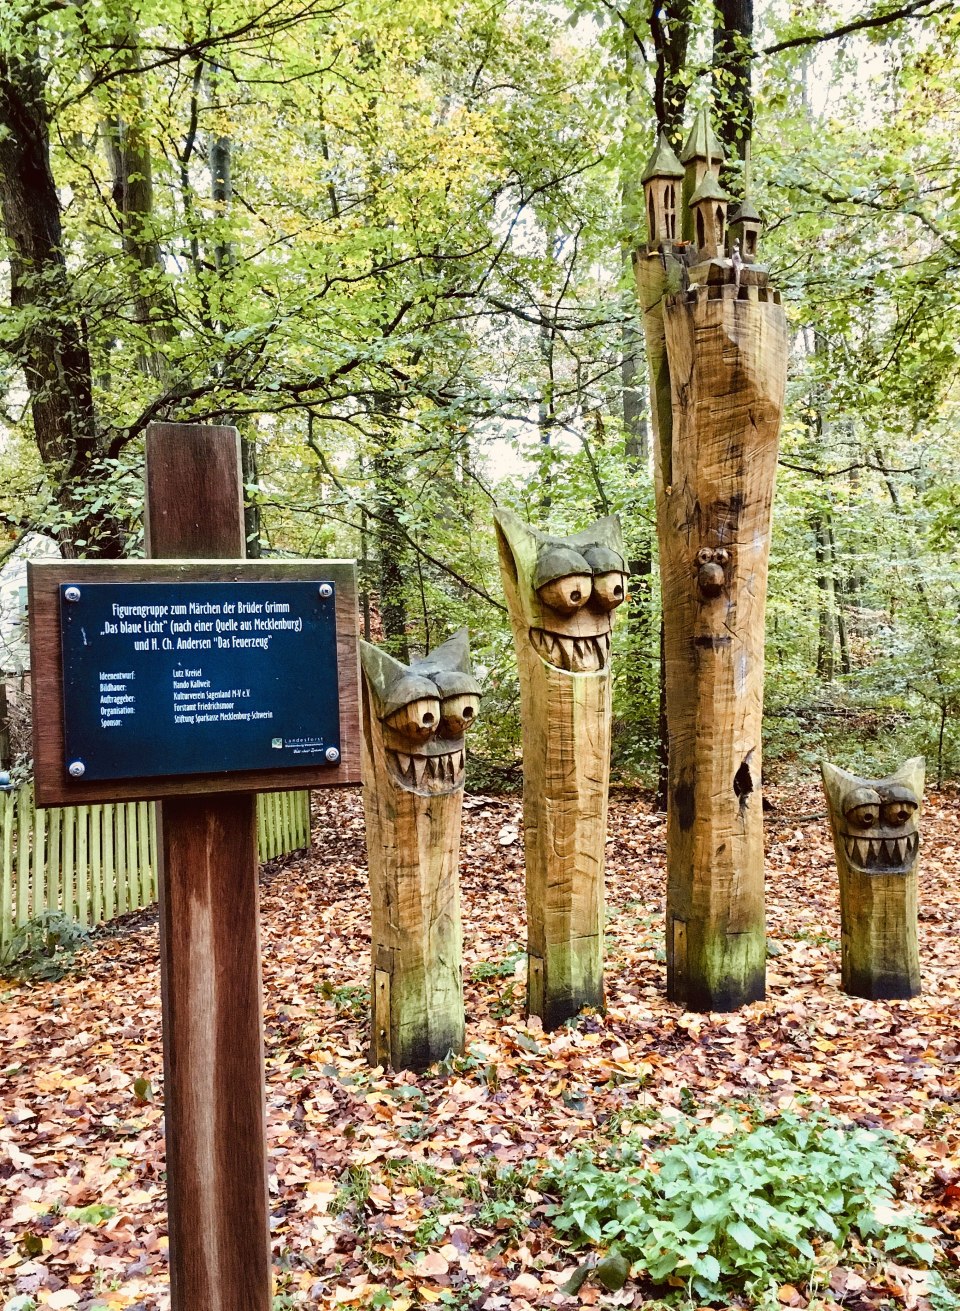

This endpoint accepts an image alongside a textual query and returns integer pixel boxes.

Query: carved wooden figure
[494,510,626,1028]
[360,629,480,1071]
[821,757,923,1000]
[635,111,788,1011]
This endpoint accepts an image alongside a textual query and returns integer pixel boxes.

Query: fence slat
[116,803,129,917]
[298,791,311,849]
[47,808,62,915]
[62,807,76,925]
[32,790,45,919]
[103,804,115,922]
[1,791,14,953]
[89,805,102,926]
[125,804,139,910]
[16,786,30,929]
[75,806,88,925]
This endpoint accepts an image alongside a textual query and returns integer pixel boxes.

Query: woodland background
[1,0,959,785]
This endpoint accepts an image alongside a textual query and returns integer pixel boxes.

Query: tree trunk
[205,64,261,557]
[0,25,105,554]
[372,444,409,661]
[712,0,754,158]
[650,0,694,140]
[101,28,171,382]
[813,511,836,680]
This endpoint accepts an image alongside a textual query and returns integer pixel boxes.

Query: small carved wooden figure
[494,509,626,1028]
[360,629,481,1071]
[821,757,924,1000]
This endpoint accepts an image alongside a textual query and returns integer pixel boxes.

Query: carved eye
[537,573,593,614]
[385,696,441,742]
[714,549,730,566]
[592,571,626,611]
[847,803,880,829]
[440,693,480,736]
[696,547,714,566]
[882,799,917,827]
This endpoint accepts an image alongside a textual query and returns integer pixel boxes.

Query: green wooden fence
[0,784,311,954]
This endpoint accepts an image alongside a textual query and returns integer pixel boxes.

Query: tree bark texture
[651,0,694,141]
[360,632,480,1071]
[713,0,754,157]
[101,27,171,382]
[634,261,788,1011]
[495,510,626,1028]
[0,28,97,478]
[821,757,923,1000]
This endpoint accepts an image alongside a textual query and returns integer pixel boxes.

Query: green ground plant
[0,910,91,982]
[543,1109,943,1303]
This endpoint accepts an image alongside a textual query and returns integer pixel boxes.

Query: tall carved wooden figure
[494,510,626,1028]
[821,757,924,1000]
[360,629,480,1071]
[634,111,789,1011]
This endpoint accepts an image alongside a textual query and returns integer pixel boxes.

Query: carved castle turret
[639,108,778,306]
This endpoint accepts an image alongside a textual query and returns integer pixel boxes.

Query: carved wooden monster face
[360,630,481,796]
[821,758,924,876]
[695,546,731,598]
[495,510,627,674]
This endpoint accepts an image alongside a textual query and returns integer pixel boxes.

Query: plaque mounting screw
[325,746,340,764]
[317,583,334,600]
[64,586,81,603]
[67,760,86,778]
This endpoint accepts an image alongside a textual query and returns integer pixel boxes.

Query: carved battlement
[667,280,782,309]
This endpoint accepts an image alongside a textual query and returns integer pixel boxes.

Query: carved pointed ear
[413,628,471,675]
[411,629,480,696]
[567,514,625,558]
[493,509,543,587]
[889,756,925,797]
[820,759,860,813]
[360,642,437,718]
[360,641,409,700]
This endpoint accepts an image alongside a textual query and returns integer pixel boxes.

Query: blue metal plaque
[59,581,340,781]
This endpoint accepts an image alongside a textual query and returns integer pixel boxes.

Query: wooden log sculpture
[494,510,626,1028]
[634,112,789,1011]
[820,757,924,1000]
[360,629,481,1071]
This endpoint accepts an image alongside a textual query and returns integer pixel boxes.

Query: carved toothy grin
[529,628,611,673]
[841,831,919,875]
[387,748,466,795]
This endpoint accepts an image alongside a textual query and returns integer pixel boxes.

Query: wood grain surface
[636,256,788,1011]
[148,423,272,1311]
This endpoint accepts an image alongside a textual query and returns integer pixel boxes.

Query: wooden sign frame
[29,559,361,806]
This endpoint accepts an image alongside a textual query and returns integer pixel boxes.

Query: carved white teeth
[388,749,465,792]
[530,628,610,672]
[843,832,918,871]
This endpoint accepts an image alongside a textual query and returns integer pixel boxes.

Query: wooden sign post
[29,422,361,1311]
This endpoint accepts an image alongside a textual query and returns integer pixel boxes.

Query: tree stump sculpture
[360,629,481,1071]
[821,757,924,999]
[634,111,789,1010]
[494,510,626,1028]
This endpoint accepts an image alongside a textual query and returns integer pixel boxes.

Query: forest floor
[2,782,960,1311]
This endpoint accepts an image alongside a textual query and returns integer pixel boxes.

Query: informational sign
[59,580,340,781]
